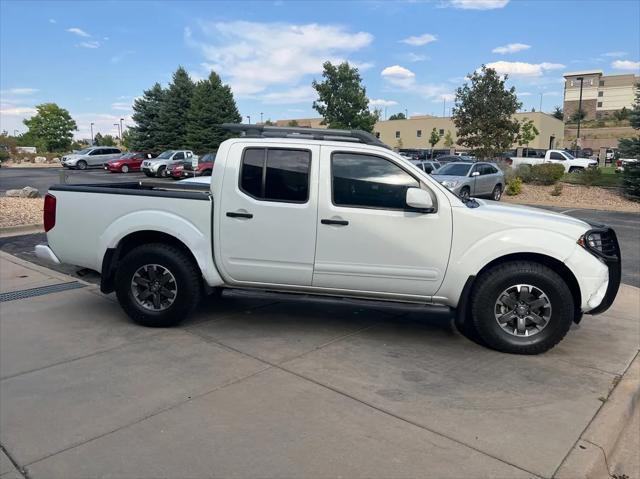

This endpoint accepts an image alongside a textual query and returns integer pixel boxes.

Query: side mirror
[406,187,434,212]
[471,171,480,177]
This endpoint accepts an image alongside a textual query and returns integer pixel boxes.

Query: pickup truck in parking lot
[36,124,620,355]
[509,149,597,173]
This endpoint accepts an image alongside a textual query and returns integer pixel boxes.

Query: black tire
[77,160,87,170]
[491,184,502,201]
[569,167,584,173]
[202,169,212,176]
[157,166,167,178]
[144,172,154,177]
[114,243,202,327]
[470,261,574,354]
[121,164,129,173]
[459,186,470,201]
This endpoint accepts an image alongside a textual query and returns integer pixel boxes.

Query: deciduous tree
[312,61,379,132]
[452,66,521,159]
[22,103,77,152]
[388,113,406,120]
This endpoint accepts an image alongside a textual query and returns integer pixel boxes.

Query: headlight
[442,180,459,188]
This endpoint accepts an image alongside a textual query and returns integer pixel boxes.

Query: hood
[432,174,467,183]
[471,199,590,238]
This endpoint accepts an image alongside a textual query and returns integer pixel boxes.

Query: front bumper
[584,227,621,315]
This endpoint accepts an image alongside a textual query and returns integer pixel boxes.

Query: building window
[416,130,422,138]
[395,131,400,138]
[439,129,444,135]
[599,80,605,87]
[589,79,593,86]
[597,102,603,108]
[570,80,574,87]
[598,91,603,97]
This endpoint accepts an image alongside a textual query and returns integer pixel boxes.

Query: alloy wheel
[122,165,129,173]
[494,284,552,337]
[130,264,178,311]
[493,185,502,201]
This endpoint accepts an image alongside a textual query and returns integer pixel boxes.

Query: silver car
[60,147,122,170]
[432,162,505,201]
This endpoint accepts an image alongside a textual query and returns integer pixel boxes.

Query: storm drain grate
[0,281,86,302]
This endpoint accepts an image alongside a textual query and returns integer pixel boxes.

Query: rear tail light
[616,160,622,167]
[44,193,56,232]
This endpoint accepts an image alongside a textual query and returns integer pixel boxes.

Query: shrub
[550,183,563,196]
[506,177,522,196]
[0,149,9,163]
[577,167,603,186]
[526,163,565,185]
[514,164,532,183]
[623,163,640,201]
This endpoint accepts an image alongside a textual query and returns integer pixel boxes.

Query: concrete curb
[0,224,44,238]
[555,353,640,479]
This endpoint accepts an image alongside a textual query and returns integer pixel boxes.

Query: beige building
[373,112,564,151]
[563,70,639,121]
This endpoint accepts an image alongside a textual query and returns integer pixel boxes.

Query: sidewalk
[0,252,638,479]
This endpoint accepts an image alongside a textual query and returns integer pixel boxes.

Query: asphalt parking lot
[0,252,638,479]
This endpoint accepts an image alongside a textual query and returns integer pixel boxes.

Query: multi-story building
[274,112,563,152]
[563,70,639,121]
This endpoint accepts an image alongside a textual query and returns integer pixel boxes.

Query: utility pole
[120,118,124,140]
[260,112,264,123]
[90,122,94,145]
[576,77,584,150]
[442,97,446,117]
[246,115,251,124]
[113,123,121,144]
[539,92,543,112]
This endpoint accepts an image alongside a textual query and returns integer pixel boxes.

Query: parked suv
[61,147,122,170]
[432,162,504,201]
[141,150,197,178]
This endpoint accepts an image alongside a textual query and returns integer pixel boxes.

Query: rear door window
[240,148,311,203]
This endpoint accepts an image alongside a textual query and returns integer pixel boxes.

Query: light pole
[90,123,94,145]
[113,123,121,144]
[246,115,251,124]
[120,118,124,139]
[260,112,263,123]
[576,77,584,151]
[404,108,408,119]
[539,92,543,112]
[442,97,446,117]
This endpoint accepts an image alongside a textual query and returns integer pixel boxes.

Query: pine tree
[157,67,194,149]
[130,83,165,150]
[186,71,241,153]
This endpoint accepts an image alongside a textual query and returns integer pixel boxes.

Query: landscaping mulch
[0,197,44,227]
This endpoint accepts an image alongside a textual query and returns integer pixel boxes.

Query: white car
[510,149,597,173]
[36,124,621,355]
[141,150,197,178]
[60,147,122,170]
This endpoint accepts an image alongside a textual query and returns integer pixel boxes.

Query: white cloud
[111,102,133,111]
[603,51,627,58]
[66,27,90,37]
[369,99,399,107]
[79,41,100,49]
[49,18,56,24]
[73,112,133,140]
[381,65,453,101]
[1,88,39,95]
[492,43,531,54]
[485,61,565,77]
[401,33,437,46]
[261,86,316,104]
[0,102,37,134]
[186,21,373,96]
[406,53,428,62]
[446,0,509,9]
[612,60,640,71]
[518,92,532,96]
[381,65,415,81]
[0,105,37,116]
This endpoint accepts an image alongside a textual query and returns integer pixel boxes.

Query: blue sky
[1,0,639,139]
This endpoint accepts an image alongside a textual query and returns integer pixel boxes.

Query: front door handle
[321,219,349,226]
[226,211,253,219]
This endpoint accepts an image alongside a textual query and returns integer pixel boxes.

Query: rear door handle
[321,219,349,226]
[226,211,253,219]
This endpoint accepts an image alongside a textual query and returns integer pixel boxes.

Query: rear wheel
[459,186,470,201]
[121,164,129,173]
[114,243,202,327]
[470,261,574,354]
[491,184,502,201]
[569,167,584,173]
[77,160,87,170]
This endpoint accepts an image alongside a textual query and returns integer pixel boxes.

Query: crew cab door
[218,143,319,286]
[313,146,452,298]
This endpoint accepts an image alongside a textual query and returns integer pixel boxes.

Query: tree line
[129,67,241,153]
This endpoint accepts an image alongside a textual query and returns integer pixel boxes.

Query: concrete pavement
[0,252,638,478]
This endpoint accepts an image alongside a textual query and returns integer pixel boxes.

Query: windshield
[119,152,136,159]
[201,153,215,163]
[157,150,175,159]
[75,148,93,155]
[563,151,575,160]
[435,163,472,176]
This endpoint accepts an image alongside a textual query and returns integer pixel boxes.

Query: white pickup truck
[35,124,621,355]
[510,149,597,173]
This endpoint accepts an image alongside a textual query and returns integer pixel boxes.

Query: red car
[105,152,157,173]
[169,153,216,179]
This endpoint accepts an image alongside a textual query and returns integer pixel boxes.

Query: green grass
[562,166,622,187]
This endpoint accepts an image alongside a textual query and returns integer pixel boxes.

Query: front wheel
[144,171,154,177]
[114,243,202,327]
[491,184,502,201]
[470,261,574,354]
[121,164,129,173]
[459,186,470,202]
[76,160,87,170]
[569,167,584,173]
[157,166,167,178]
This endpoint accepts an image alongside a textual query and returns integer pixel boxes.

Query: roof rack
[220,123,390,149]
